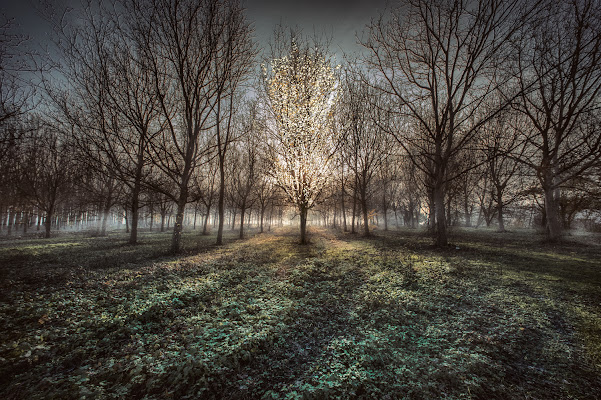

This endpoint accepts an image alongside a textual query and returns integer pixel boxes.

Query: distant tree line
[1,0,600,248]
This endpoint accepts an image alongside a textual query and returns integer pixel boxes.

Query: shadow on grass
[2,227,601,399]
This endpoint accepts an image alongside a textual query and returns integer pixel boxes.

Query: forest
[1,0,601,398]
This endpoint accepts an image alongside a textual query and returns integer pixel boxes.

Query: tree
[340,69,390,236]
[263,34,339,244]
[363,0,532,246]
[17,118,74,238]
[479,108,527,231]
[44,0,160,244]
[129,0,254,252]
[511,0,601,241]
[229,108,261,239]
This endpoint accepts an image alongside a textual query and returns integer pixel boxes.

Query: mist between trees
[1,0,600,250]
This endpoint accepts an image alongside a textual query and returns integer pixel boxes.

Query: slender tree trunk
[216,156,226,245]
[202,204,211,235]
[129,178,142,244]
[382,193,388,231]
[351,183,357,234]
[434,183,448,247]
[361,187,370,237]
[100,199,111,236]
[14,211,21,235]
[124,209,129,234]
[427,187,435,234]
[415,202,421,228]
[6,209,12,235]
[260,205,265,233]
[544,183,562,241]
[193,207,197,230]
[44,205,54,238]
[171,193,187,253]
[464,197,472,227]
[341,192,348,232]
[496,187,505,232]
[23,211,28,234]
[300,206,308,245]
[239,205,246,239]
[231,209,237,231]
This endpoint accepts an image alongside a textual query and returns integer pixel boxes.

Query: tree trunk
[216,156,226,245]
[427,187,435,234]
[382,195,388,231]
[239,206,246,239]
[44,206,54,238]
[259,205,265,233]
[23,211,28,234]
[464,197,472,227]
[341,192,348,232]
[361,187,370,237]
[125,209,129,233]
[100,200,111,236]
[170,194,187,253]
[434,183,448,247]
[129,180,141,244]
[202,205,211,235]
[544,184,562,241]
[496,187,505,232]
[351,184,357,234]
[300,206,308,245]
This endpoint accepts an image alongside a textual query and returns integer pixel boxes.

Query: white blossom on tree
[264,41,339,244]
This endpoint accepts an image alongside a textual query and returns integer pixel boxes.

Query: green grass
[1,227,600,399]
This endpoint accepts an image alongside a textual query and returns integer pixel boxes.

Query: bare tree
[128,0,254,252]
[362,0,534,246]
[17,117,74,238]
[230,146,256,238]
[340,68,391,236]
[479,108,528,231]
[510,0,601,241]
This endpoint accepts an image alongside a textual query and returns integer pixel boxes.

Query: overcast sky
[2,0,390,58]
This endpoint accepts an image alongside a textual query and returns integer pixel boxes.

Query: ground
[1,227,600,399]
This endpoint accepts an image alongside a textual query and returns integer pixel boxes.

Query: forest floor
[1,226,601,399]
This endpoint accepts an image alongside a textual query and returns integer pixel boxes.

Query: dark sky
[2,0,389,58]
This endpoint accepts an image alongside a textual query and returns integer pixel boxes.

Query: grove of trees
[1,0,601,248]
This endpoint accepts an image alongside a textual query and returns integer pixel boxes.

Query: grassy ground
[1,226,600,399]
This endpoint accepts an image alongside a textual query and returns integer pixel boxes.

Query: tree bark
[216,156,226,245]
[202,206,211,235]
[544,184,562,241]
[129,187,140,244]
[464,197,472,227]
[496,187,505,232]
[239,206,246,239]
[259,206,265,233]
[170,194,187,253]
[44,206,54,238]
[361,187,370,237]
[434,183,448,247]
[300,206,308,245]
[100,199,111,236]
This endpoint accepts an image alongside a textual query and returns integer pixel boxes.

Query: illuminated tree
[264,38,339,244]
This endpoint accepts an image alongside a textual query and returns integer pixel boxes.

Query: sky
[1,0,390,58]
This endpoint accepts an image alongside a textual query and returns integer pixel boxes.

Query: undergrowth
[1,227,600,399]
